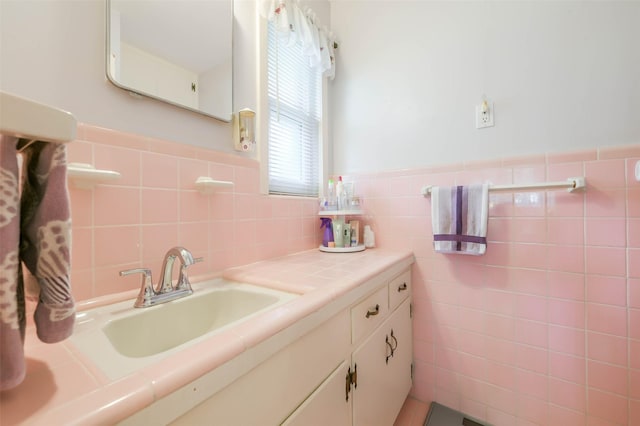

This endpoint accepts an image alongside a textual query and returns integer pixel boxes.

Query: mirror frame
[105,0,233,122]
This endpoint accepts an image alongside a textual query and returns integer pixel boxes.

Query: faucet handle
[120,268,155,308]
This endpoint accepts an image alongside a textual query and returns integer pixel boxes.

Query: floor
[394,396,430,426]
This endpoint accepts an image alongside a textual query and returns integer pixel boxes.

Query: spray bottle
[320,218,334,247]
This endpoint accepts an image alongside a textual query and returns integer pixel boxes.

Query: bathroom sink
[69,279,297,379]
[104,287,285,358]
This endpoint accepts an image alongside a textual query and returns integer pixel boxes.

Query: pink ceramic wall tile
[517,394,548,425]
[486,407,517,426]
[630,279,640,309]
[514,319,548,348]
[630,309,640,340]
[629,218,640,248]
[548,376,587,412]
[178,158,208,190]
[586,303,627,336]
[549,351,586,384]
[234,166,260,194]
[598,144,640,160]
[503,154,546,167]
[588,360,628,396]
[587,332,627,366]
[548,298,585,329]
[516,344,548,374]
[483,336,516,365]
[585,246,626,276]
[548,405,587,426]
[513,191,546,217]
[94,186,140,226]
[585,218,626,247]
[630,369,640,400]
[141,152,178,189]
[94,144,140,187]
[484,313,516,341]
[140,189,178,224]
[68,137,94,161]
[586,188,627,217]
[69,188,93,227]
[485,361,517,389]
[512,217,546,243]
[627,158,640,185]
[484,382,518,416]
[548,324,585,357]
[587,388,628,425]
[547,244,585,274]
[71,268,94,302]
[585,159,626,189]
[80,124,147,151]
[628,188,640,217]
[94,226,140,267]
[547,217,584,245]
[630,249,640,278]
[457,306,485,333]
[548,271,585,301]
[483,290,515,317]
[141,224,179,271]
[516,368,547,400]
[209,192,235,220]
[511,243,548,269]
[179,190,209,222]
[71,227,93,270]
[548,149,597,164]
[630,399,640,426]
[586,275,626,306]
[546,190,585,217]
[515,294,547,322]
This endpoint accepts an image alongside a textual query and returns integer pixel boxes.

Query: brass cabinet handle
[385,330,398,364]
[365,304,380,318]
[397,282,408,292]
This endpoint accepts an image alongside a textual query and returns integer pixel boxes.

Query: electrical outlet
[475,101,494,129]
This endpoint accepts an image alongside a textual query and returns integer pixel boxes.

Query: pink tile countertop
[0,248,414,426]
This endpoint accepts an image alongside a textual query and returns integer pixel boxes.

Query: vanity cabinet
[283,269,413,426]
[136,268,412,426]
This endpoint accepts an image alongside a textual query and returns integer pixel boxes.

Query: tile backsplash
[67,124,319,301]
[347,143,640,425]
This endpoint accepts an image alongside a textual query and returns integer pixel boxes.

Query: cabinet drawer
[388,270,411,311]
[351,286,388,344]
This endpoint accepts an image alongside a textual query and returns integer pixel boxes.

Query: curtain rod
[421,177,586,197]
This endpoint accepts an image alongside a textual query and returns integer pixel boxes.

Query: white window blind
[267,22,321,197]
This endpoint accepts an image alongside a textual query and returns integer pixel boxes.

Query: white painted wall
[329,1,640,174]
[0,0,240,152]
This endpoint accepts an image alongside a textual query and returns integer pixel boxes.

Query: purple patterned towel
[0,135,75,391]
[431,184,489,255]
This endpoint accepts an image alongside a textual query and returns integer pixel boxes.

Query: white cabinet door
[352,298,412,426]
[281,360,352,426]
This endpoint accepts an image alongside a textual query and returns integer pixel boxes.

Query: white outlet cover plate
[635,160,640,182]
[475,102,494,129]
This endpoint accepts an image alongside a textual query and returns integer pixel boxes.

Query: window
[266,22,322,197]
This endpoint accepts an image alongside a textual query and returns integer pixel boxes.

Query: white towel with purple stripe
[431,184,489,255]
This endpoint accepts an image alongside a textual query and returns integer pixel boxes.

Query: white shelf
[0,91,77,144]
[195,176,234,194]
[318,209,364,216]
[318,244,366,253]
[67,163,121,189]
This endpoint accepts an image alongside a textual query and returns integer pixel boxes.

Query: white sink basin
[69,279,297,380]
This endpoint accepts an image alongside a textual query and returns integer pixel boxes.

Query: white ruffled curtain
[259,0,337,79]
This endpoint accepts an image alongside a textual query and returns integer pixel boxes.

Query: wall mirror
[106,0,233,122]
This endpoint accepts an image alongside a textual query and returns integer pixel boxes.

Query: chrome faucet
[120,247,203,308]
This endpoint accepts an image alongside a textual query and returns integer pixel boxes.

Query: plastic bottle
[364,225,375,248]
[336,176,346,210]
[327,178,336,210]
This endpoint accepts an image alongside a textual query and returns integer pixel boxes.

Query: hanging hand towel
[431,184,489,255]
[0,135,26,390]
[0,136,75,391]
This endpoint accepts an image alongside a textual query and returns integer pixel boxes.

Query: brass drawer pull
[366,304,380,318]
